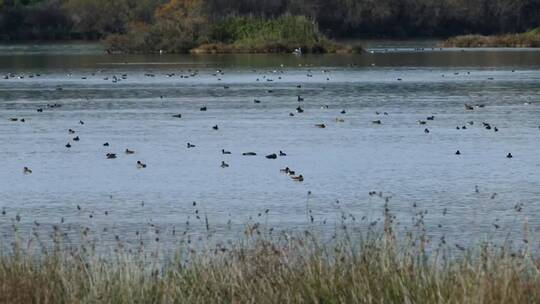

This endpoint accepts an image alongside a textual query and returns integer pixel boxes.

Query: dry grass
[0,203,539,304]
[442,28,540,47]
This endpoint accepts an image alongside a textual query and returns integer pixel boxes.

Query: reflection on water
[0,43,540,249]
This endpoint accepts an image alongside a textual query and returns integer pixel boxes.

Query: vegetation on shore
[0,202,539,303]
[105,11,354,54]
[2,0,540,43]
[101,0,355,54]
[442,27,540,48]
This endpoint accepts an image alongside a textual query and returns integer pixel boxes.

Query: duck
[200,106,207,111]
[279,151,287,156]
[427,116,435,120]
[254,99,261,104]
[212,125,219,130]
[68,129,76,134]
[455,150,461,155]
[506,153,513,159]
[340,110,346,114]
[136,161,147,168]
[103,142,109,147]
[65,142,72,148]
[280,167,290,173]
[37,108,43,113]
[296,106,304,113]
[289,113,295,117]
[125,149,135,154]
[291,175,304,182]
[222,149,231,155]
[372,120,382,124]
[79,120,84,125]
[315,123,326,128]
[464,104,474,110]
[242,152,257,156]
[106,153,117,159]
[23,167,32,175]
[221,161,229,168]
[424,128,430,134]
[297,95,304,102]
[335,118,345,122]
[266,153,277,159]
[187,143,196,148]
[172,114,182,118]
[418,120,427,125]
[73,136,80,141]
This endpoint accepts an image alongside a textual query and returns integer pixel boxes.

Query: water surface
[1,42,539,249]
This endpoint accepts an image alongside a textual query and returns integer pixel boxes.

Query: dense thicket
[1,0,540,40]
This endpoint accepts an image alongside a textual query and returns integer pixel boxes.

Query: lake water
[1,42,540,250]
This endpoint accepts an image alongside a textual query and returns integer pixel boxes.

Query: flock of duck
[4,67,523,183]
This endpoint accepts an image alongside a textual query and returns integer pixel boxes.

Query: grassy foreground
[442,27,540,48]
[0,205,539,304]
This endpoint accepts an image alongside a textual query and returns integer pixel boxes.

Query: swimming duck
[187,143,196,148]
[222,149,231,154]
[212,125,219,130]
[455,150,461,155]
[200,106,207,111]
[125,149,135,154]
[136,161,147,168]
[418,120,427,125]
[37,108,43,113]
[424,128,430,134]
[266,153,277,159]
[23,167,32,175]
[79,120,84,125]
[65,142,72,148]
[289,113,295,117]
[73,136,80,141]
[464,104,474,110]
[68,129,76,134]
[427,116,435,120]
[291,175,304,182]
[315,123,326,128]
[296,106,304,113]
[103,142,109,147]
[106,153,117,159]
[506,153,513,159]
[242,152,256,156]
[279,151,286,156]
[372,120,382,124]
[254,99,261,104]
[280,167,290,173]
[297,95,304,102]
[172,114,182,118]
[221,161,229,168]
[341,110,346,114]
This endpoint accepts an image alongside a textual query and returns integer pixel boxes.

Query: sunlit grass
[442,27,540,48]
